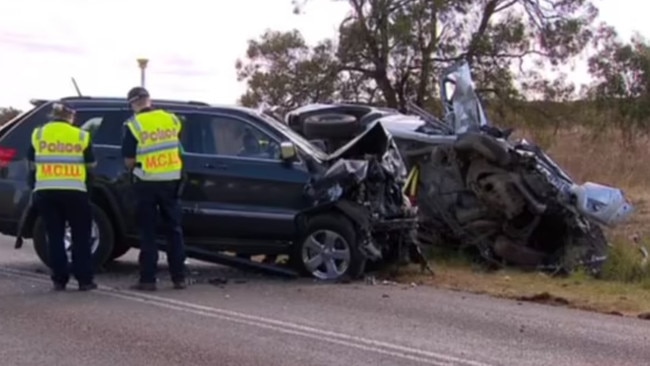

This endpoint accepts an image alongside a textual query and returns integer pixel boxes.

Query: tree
[238,0,600,111]
[235,29,383,112]
[587,28,650,136]
[0,107,21,125]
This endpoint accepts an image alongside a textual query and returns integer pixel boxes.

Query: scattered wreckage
[279,60,634,276]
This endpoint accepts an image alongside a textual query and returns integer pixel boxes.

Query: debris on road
[175,245,300,279]
[515,292,570,306]
[607,311,624,317]
[208,277,229,286]
[638,312,650,320]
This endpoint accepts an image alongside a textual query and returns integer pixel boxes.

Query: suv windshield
[255,111,328,161]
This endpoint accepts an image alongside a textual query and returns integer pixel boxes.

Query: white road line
[0,266,493,366]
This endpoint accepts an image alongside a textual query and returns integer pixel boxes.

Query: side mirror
[280,141,297,161]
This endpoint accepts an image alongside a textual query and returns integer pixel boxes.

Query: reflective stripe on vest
[32,122,88,192]
[126,110,182,181]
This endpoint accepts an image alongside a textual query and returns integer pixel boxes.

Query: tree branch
[465,0,500,62]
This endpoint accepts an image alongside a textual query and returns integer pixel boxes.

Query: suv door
[159,110,219,239]
[182,112,312,241]
[74,108,205,241]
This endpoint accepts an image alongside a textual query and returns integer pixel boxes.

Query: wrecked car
[2,96,419,281]
[282,60,634,276]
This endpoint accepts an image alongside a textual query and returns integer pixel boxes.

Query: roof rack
[29,99,50,107]
[59,96,210,106]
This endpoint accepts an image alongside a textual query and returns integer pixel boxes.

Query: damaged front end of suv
[293,122,425,280]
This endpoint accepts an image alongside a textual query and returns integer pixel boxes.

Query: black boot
[130,282,157,291]
[78,282,98,291]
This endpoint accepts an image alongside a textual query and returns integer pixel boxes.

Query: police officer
[27,103,97,291]
[122,87,187,291]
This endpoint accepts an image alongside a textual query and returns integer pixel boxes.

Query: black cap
[127,87,150,103]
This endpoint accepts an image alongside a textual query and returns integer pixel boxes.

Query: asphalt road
[1,236,649,366]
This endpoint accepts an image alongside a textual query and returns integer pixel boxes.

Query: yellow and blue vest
[125,110,183,181]
[31,121,89,192]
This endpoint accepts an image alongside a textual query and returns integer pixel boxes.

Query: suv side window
[195,114,280,160]
[76,109,196,152]
[75,109,132,146]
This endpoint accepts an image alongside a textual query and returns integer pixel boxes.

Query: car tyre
[33,203,115,271]
[302,114,361,140]
[291,213,366,281]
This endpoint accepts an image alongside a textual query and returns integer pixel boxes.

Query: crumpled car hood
[323,121,408,180]
[305,121,409,217]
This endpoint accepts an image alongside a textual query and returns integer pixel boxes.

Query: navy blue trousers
[34,190,93,285]
[134,180,186,283]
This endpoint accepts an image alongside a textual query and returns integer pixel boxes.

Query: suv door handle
[204,162,228,169]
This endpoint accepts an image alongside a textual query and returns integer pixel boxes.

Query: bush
[600,241,650,283]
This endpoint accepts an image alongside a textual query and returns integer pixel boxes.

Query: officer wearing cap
[122,87,187,291]
[27,102,97,291]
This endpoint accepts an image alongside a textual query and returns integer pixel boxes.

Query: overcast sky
[0,0,644,110]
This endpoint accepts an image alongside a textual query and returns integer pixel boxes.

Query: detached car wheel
[33,203,115,271]
[302,114,361,140]
[292,214,365,281]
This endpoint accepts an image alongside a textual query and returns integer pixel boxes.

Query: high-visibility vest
[126,109,182,181]
[31,121,89,192]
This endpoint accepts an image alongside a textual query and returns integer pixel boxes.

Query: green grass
[600,238,650,284]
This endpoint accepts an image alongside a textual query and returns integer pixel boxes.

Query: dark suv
[0,96,418,281]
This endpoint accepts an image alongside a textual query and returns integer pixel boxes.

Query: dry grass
[523,125,650,241]
[397,263,650,317]
[399,124,650,317]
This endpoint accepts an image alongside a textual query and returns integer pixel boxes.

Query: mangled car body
[283,60,634,276]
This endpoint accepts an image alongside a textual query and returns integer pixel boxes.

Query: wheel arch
[294,201,371,237]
